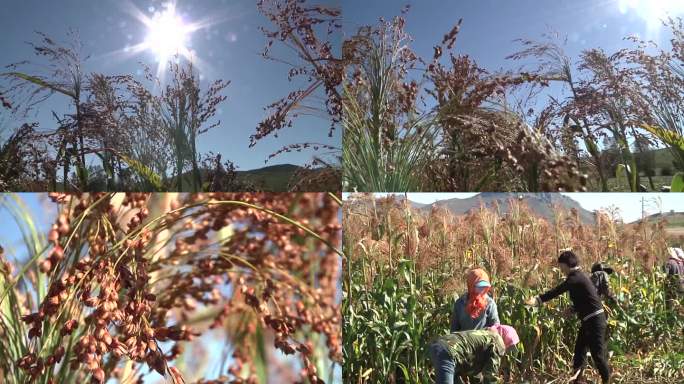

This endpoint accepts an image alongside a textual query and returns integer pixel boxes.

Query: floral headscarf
[668,247,683,262]
[489,324,520,349]
[466,268,490,319]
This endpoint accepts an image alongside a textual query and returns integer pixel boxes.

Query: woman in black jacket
[525,250,611,384]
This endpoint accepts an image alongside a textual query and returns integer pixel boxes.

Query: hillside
[236,164,301,191]
[345,193,595,224]
[639,147,679,171]
[421,192,595,223]
[632,211,684,239]
[180,163,340,192]
[639,211,684,226]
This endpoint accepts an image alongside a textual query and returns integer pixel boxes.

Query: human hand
[524,296,539,307]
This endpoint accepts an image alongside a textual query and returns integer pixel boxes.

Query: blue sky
[0,0,341,171]
[342,0,684,133]
[343,0,684,71]
[344,192,684,223]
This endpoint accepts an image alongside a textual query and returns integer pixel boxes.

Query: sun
[143,4,192,62]
[618,0,684,35]
[110,1,228,78]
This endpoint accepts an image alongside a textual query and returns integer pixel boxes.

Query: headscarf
[465,268,490,319]
[668,247,682,261]
[489,324,520,349]
[675,248,684,263]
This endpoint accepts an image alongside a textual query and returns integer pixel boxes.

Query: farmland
[343,194,684,383]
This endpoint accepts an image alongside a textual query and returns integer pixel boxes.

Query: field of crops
[343,194,684,384]
[341,9,684,193]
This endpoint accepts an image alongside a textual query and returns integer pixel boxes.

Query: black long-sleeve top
[538,270,603,320]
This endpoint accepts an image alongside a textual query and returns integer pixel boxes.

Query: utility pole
[642,196,645,221]
[641,196,663,221]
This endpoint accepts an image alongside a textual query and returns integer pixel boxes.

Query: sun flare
[112,1,228,78]
[143,4,192,62]
[618,0,684,35]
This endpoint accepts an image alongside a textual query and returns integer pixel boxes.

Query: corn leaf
[110,151,164,191]
[671,172,684,192]
[2,72,77,99]
[642,124,684,152]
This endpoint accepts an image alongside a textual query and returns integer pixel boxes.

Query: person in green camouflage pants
[428,324,519,384]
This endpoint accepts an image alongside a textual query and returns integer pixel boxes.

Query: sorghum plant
[342,10,587,192]
[507,35,611,191]
[342,13,439,191]
[1,30,89,190]
[0,192,341,383]
[255,0,343,170]
[157,61,229,192]
[624,18,684,172]
[344,193,684,383]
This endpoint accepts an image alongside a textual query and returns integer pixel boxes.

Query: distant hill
[419,193,595,223]
[629,211,684,240]
[180,163,339,191]
[236,164,301,191]
[634,211,684,227]
[345,193,595,224]
[392,195,429,210]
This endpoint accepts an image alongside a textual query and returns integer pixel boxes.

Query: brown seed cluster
[14,192,340,383]
[39,213,69,273]
[255,0,343,162]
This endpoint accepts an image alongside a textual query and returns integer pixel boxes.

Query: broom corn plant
[341,9,684,192]
[0,192,342,383]
[343,194,684,384]
[0,0,343,192]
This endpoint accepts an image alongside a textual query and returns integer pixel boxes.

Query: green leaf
[642,125,684,152]
[671,172,684,192]
[395,362,410,381]
[254,325,268,384]
[2,72,77,99]
[111,151,164,191]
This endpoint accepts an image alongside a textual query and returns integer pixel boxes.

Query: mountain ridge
[418,193,595,223]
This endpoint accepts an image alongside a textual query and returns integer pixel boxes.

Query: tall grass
[342,17,438,191]
[341,11,684,192]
